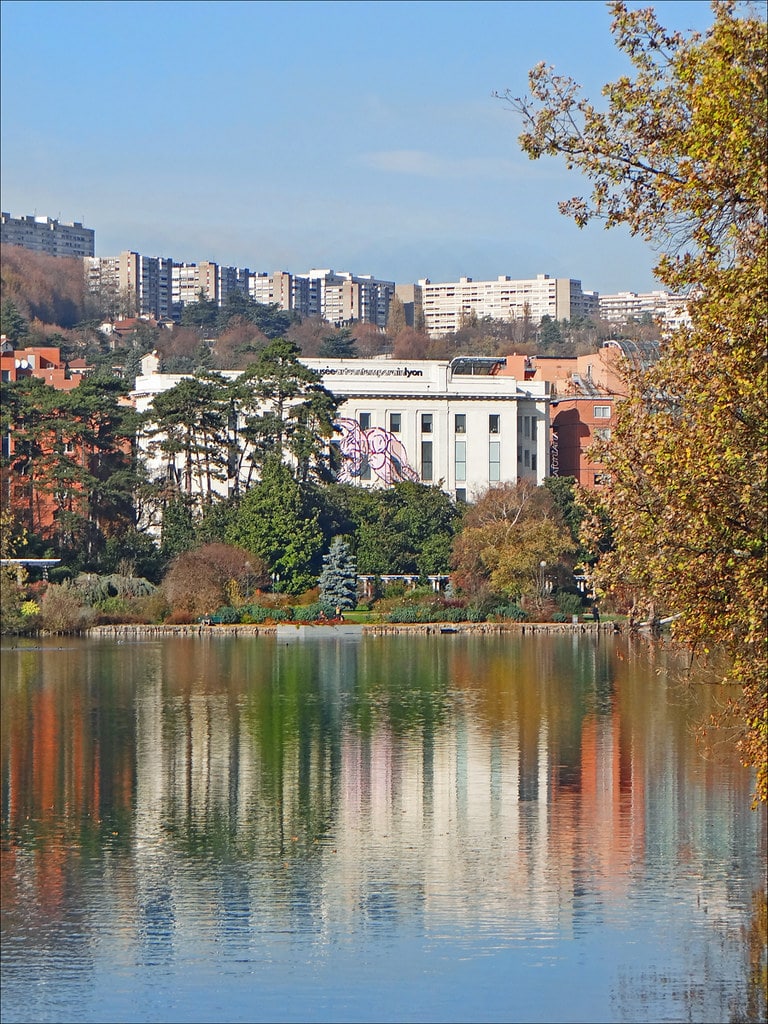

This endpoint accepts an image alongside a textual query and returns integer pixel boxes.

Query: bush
[40,584,93,632]
[162,544,269,619]
[489,603,528,622]
[555,591,585,617]
[293,601,335,622]
[164,610,194,625]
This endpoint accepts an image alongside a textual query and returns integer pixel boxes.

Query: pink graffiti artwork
[336,417,419,484]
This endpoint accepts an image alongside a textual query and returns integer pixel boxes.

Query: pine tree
[319,537,357,611]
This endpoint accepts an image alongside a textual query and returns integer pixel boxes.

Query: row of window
[358,412,513,435]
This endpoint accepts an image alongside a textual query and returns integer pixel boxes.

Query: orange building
[1,338,95,538]
[500,341,658,488]
[0,337,91,390]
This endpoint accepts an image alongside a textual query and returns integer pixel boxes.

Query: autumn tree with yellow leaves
[500,1,767,800]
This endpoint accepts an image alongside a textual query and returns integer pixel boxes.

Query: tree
[162,543,268,619]
[502,2,767,799]
[0,299,28,344]
[386,294,407,337]
[180,291,219,332]
[225,455,324,594]
[144,372,229,507]
[538,315,562,349]
[318,328,357,358]
[451,481,575,600]
[319,537,358,611]
[234,337,339,485]
[2,372,140,563]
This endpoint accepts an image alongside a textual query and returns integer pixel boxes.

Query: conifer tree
[319,537,358,611]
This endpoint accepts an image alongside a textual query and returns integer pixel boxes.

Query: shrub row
[209,601,337,625]
[385,604,526,624]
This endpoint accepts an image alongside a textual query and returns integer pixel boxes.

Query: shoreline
[81,620,616,639]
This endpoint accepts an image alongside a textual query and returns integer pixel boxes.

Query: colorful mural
[336,417,419,485]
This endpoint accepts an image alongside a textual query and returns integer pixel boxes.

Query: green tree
[502,1,767,799]
[144,372,229,507]
[161,495,195,558]
[0,299,28,344]
[319,537,358,610]
[318,328,357,358]
[180,291,219,332]
[234,337,339,484]
[386,294,407,337]
[226,455,324,594]
[2,373,140,563]
[538,315,562,348]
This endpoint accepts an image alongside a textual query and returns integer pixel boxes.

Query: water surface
[1,633,765,1023]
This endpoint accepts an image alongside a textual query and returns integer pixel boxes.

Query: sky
[1,0,717,295]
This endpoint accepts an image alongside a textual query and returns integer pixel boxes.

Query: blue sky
[1,0,716,294]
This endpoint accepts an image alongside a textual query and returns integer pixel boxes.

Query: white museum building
[132,353,551,504]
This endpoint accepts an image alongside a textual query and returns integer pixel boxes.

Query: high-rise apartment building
[301,269,394,327]
[1,212,95,258]
[85,252,173,319]
[598,291,691,330]
[418,273,599,336]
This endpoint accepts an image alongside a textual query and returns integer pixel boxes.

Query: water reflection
[1,634,765,1024]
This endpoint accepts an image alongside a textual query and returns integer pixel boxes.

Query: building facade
[501,341,658,489]
[418,274,599,337]
[132,354,550,507]
[85,252,174,319]
[598,290,691,331]
[1,212,95,258]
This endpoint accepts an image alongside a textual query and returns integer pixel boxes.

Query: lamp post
[539,560,547,596]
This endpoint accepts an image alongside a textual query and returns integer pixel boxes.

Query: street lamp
[539,560,547,596]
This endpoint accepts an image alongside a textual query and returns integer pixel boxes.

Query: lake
[1,631,765,1023]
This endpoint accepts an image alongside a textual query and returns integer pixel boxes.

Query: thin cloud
[358,149,526,180]
[358,148,566,182]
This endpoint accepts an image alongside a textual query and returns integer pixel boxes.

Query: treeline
[1,337,590,632]
[0,244,662,380]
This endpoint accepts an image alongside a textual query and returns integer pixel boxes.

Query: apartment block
[598,290,691,330]
[85,252,174,319]
[419,274,599,336]
[1,212,95,258]
[301,269,394,328]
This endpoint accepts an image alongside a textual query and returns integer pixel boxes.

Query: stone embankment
[363,621,615,636]
[86,620,617,639]
[87,623,276,638]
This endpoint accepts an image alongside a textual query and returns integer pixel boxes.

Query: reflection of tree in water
[737,888,767,1024]
[611,887,767,1024]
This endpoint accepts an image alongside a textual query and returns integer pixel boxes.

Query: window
[489,441,500,482]
[517,415,523,435]
[531,417,537,440]
[489,414,500,434]
[421,440,433,481]
[456,488,466,503]
[421,413,433,433]
[360,455,371,481]
[454,413,466,433]
[389,412,401,433]
[523,416,530,439]
[359,412,371,430]
[524,450,530,468]
[594,406,611,419]
[455,440,466,482]
[531,453,537,472]
[594,472,610,486]
[517,446,522,463]
[594,427,611,441]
